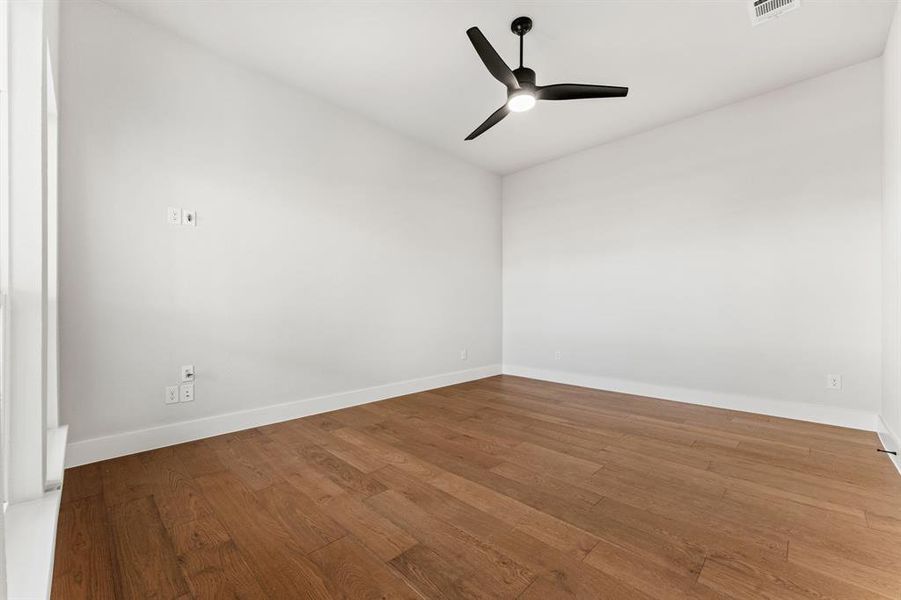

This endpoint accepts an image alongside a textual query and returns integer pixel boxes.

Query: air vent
[750,0,800,26]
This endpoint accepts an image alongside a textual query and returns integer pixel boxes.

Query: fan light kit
[465,16,629,140]
[507,91,536,113]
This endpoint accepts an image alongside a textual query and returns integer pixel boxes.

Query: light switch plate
[167,207,181,225]
[180,364,195,383]
[180,383,195,403]
[182,210,196,227]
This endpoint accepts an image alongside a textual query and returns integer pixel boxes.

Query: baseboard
[503,365,878,432]
[66,364,502,467]
[877,414,901,477]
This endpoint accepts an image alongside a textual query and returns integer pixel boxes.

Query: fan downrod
[511,16,532,36]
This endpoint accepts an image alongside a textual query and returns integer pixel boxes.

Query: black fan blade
[465,105,510,140]
[537,84,628,101]
[466,27,519,90]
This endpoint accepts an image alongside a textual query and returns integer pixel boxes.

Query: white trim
[44,425,66,490]
[66,364,502,467]
[7,0,48,505]
[877,414,901,477]
[4,488,61,600]
[502,365,878,432]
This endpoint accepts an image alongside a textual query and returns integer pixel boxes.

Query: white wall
[503,60,883,429]
[881,2,901,467]
[59,0,501,459]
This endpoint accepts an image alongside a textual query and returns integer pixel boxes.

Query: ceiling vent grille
[750,0,800,26]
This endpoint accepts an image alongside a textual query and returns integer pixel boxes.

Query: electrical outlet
[165,386,179,405]
[554,350,562,360]
[167,207,181,225]
[180,383,195,403]
[826,374,842,390]
[182,209,196,227]
[180,364,195,383]
[460,349,468,360]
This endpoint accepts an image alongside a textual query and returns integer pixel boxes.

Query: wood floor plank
[107,495,191,599]
[785,544,900,599]
[252,434,350,504]
[517,558,655,600]
[193,470,333,599]
[585,537,728,600]
[366,487,535,597]
[489,460,603,507]
[866,509,901,534]
[308,536,421,599]
[144,448,215,528]
[320,492,417,561]
[708,454,898,513]
[388,543,488,599]
[100,454,154,508]
[586,464,790,556]
[60,464,103,506]
[428,469,599,559]
[498,440,603,480]
[54,375,901,599]
[376,466,655,600]
[279,419,391,473]
[177,540,269,599]
[166,514,231,556]
[330,426,445,480]
[699,552,889,600]
[300,445,388,497]
[255,481,347,554]
[369,418,505,470]
[51,495,117,600]
[206,433,283,491]
[171,440,227,478]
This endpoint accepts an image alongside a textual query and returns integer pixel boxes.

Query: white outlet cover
[180,383,195,402]
[165,385,179,404]
[167,207,181,225]
[180,364,195,383]
[554,350,562,360]
[826,374,842,390]
[460,349,468,360]
[182,209,196,227]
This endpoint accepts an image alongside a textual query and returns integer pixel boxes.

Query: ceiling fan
[464,16,628,140]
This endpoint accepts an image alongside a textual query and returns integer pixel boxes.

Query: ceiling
[102,0,896,174]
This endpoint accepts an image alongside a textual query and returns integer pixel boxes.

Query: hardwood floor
[52,375,901,599]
